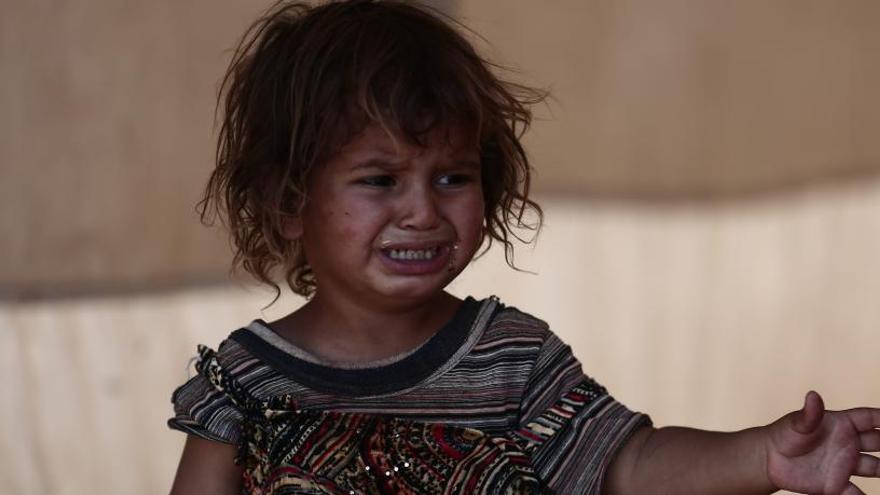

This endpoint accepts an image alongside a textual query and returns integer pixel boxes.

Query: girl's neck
[270,291,462,365]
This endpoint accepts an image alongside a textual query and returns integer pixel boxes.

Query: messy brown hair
[199,0,545,299]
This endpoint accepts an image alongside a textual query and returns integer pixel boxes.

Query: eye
[358,175,396,187]
[436,174,474,187]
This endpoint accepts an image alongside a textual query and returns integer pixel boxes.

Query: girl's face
[285,125,485,310]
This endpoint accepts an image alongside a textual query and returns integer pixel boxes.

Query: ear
[281,215,303,240]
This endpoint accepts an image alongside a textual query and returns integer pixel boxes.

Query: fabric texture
[169,297,650,494]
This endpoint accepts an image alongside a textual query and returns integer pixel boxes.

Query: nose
[398,184,441,230]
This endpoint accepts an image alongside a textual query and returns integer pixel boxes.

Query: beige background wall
[1,1,879,493]
[460,0,880,198]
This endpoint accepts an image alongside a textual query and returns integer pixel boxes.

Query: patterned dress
[169,297,650,494]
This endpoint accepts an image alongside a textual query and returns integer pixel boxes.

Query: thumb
[791,390,825,434]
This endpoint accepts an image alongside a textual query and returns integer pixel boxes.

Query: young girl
[168,1,880,493]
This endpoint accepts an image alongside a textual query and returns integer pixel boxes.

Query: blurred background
[2,0,879,493]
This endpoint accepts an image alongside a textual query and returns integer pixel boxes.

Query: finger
[841,482,866,495]
[859,430,880,452]
[842,408,880,432]
[854,453,879,477]
[792,390,825,434]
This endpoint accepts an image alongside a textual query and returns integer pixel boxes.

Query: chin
[376,277,453,303]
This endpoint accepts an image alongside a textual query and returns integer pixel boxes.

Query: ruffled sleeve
[513,333,651,494]
[167,343,245,445]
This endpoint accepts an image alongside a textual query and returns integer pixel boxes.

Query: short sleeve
[167,344,244,445]
[514,334,651,494]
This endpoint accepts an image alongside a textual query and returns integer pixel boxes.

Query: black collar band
[230,297,484,397]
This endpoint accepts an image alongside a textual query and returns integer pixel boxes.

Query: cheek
[329,199,389,241]
[338,220,360,241]
[454,193,486,242]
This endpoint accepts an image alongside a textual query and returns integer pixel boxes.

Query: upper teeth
[388,248,438,260]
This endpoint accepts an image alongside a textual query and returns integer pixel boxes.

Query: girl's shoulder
[491,303,550,330]
[486,301,568,350]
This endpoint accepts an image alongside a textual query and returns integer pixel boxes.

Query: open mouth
[378,243,453,274]
[385,246,442,261]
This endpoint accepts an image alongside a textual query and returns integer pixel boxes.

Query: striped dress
[169,297,650,494]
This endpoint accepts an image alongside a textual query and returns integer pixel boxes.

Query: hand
[764,391,880,495]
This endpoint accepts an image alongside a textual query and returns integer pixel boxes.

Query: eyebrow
[348,157,481,172]
[348,158,399,172]
[454,159,481,170]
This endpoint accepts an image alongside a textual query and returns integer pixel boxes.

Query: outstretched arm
[606,392,880,495]
[170,435,243,495]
